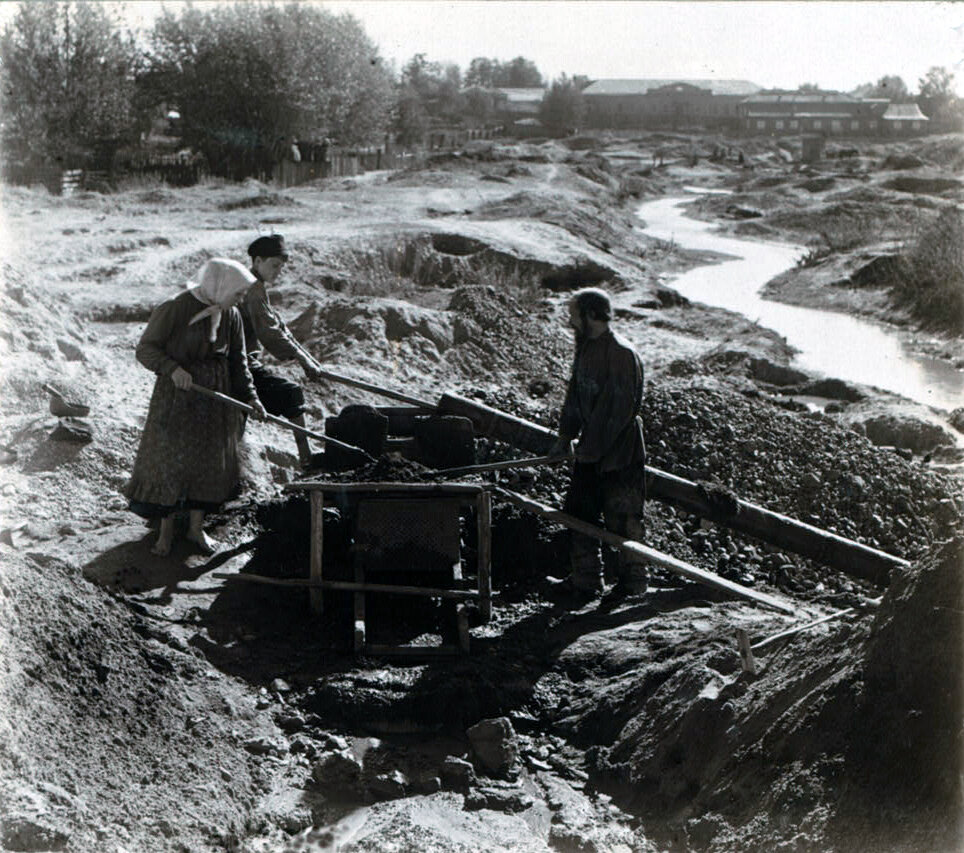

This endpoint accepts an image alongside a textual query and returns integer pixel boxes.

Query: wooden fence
[274,146,420,188]
[2,128,497,194]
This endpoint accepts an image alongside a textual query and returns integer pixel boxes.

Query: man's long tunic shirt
[558,329,645,473]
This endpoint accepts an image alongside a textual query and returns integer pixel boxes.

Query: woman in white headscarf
[125,258,267,556]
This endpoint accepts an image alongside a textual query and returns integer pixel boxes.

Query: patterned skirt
[125,358,246,518]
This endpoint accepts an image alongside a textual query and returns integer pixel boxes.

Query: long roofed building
[582,78,762,130]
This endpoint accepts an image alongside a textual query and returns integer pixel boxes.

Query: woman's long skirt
[125,359,245,518]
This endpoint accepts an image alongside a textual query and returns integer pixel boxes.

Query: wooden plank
[354,563,366,653]
[309,491,324,614]
[212,573,483,600]
[434,454,565,477]
[736,629,758,674]
[477,490,493,622]
[437,393,905,585]
[438,392,556,454]
[457,604,471,654]
[190,385,371,458]
[286,481,485,496]
[495,487,796,615]
[751,607,857,652]
[377,406,436,435]
[383,437,418,455]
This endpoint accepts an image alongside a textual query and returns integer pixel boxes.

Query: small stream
[636,194,964,413]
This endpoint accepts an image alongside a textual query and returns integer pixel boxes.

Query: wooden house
[741,91,889,136]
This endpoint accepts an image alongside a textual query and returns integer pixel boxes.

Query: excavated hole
[313,233,620,296]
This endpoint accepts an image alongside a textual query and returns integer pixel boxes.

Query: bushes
[893,207,964,333]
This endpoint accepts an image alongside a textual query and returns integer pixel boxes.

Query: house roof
[745,111,860,119]
[582,78,761,97]
[495,88,546,103]
[745,92,857,104]
[882,103,929,121]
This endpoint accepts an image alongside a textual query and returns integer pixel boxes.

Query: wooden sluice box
[284,481,492,656]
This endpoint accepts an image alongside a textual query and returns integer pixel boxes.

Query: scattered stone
[319,733,349,751]
[244,736,286,756]
[366,770,408,801]
[467,716,521,779]
[440,756,477,792]
[270,678,292,694]
[464,786,534,813]
[948,408,964,435]
[275,711,304,734]
[312,751,363,795]
[1,816,70,851]
[50,418,93,443]
[55,338,86,361]
[288,736,317,758]
[410,772,442,794]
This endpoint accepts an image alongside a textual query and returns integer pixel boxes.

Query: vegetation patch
[891,206,964,333]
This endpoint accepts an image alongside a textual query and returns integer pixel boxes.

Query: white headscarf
[187,258,257,342]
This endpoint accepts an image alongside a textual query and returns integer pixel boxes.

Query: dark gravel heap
[443,285,571,393]
[428,375,959,604]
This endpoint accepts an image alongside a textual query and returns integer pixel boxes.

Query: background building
[740,92,894,136]
[582,79,762,130]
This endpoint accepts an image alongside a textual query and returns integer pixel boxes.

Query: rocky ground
[0,131,962,852]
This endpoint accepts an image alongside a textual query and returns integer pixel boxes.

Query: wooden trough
[281,480,492,657]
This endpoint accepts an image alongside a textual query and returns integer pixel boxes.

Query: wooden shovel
[189,384,374,462]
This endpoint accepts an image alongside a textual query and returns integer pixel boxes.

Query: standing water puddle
[637,195,964,413]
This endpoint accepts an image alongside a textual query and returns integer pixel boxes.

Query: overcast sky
[2,1,963,94]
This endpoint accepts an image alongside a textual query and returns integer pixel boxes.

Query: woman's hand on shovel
[171,366,193,390]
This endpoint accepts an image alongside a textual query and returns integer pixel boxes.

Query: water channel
[636,194,964,413]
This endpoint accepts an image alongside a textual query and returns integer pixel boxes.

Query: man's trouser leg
[563,463,604,593]
[602,463,648,593]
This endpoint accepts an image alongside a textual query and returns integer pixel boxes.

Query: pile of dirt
[645,377,953,559]
[587,532,962,853]
[471,187,639,255]
[0,550,264,852]
[0,262,93,406]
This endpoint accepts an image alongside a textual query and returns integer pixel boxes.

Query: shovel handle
[310,366,435,409]
[433,454,570,477]
[189,385,372,459]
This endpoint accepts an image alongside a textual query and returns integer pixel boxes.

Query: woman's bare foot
[151,515,175,556]
[186,528,218,555]
[150,536,173,557]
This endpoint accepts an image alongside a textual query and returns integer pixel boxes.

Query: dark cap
[247,234,288,260]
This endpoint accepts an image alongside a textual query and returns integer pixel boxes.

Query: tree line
[0,1,582,178]
[2,2,960,181]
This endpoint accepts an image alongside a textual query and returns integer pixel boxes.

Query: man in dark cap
[240,234,324,467]
[548,286,648,605]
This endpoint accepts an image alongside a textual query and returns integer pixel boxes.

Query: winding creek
[636,194,964,413]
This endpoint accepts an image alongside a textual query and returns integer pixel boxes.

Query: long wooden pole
[439,392,906,586]
[494,487,796,615]
[432,454,568,477]
[189,385,372,459]
[212,572,482,600]
[311,367,435,408]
